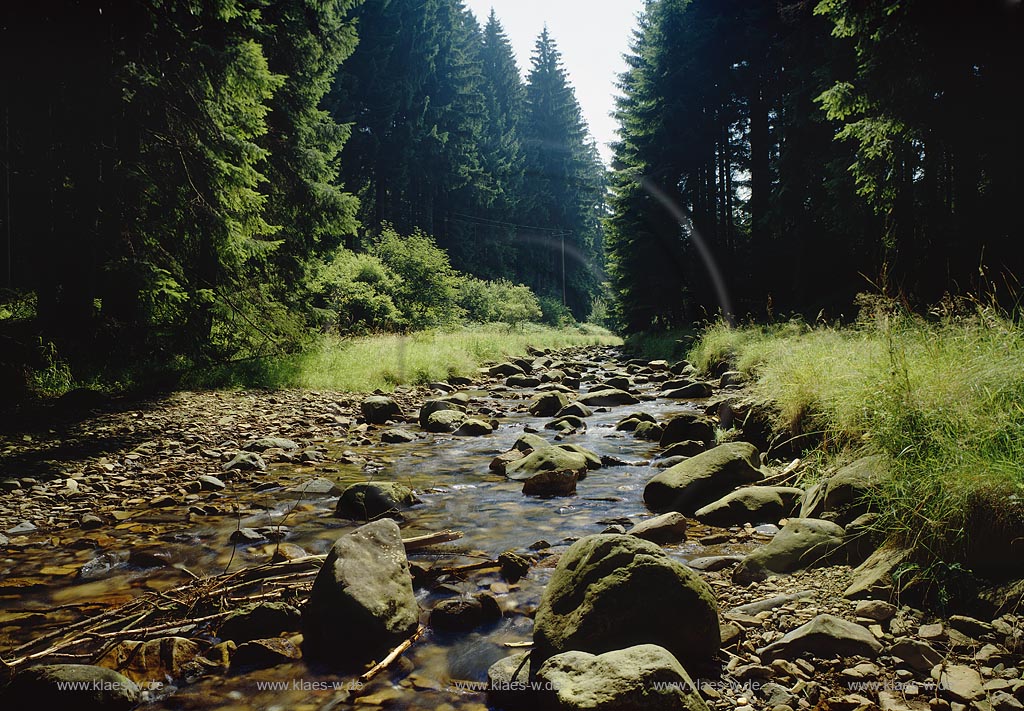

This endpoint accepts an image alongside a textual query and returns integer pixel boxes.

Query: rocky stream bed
[0,346,1021,711]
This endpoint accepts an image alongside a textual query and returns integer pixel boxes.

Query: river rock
[732,518,846,584]
[523,469,579,496]
[554,443,602,470]
[425,409,468,432]
[429,593,502,633]
[629,512,688,544]
[336,482,419,520]
[843,543,912,599]
[363,396,405,425]
[693,486,803,526]
[758,614,882,661]
[505,447,588,482]
[546,415,587,432]
[302,519,419,663]
[659,440,707,459]
[720,371,748,387]
[454,418,494,436]
[490,449,526,474]
[490,362,525,377]
[223,451,266,472]
[284,477,342,497]
[643,442,764,514]
[890,637,943,672]
[219,602,301,643]
[578,388,640,407]
[663,382,714,399]
[529,391,571,417]
[531,534,719,675]
[232,637,302,670]
[244,437,300,452]
[854,599,897,622]
[4,664,140,711]
[513,433,550,452]
[634,421,664,441]
[381,428,417,444]
[507,374,542,388]
[97,637,203,683]
[487,652,531,706]
[197,475,226,491]
[536,644,709,711]
[660,413,715,447]
[801,455,888,524]
[419,398,466,427]
[939,665,984,703]
[557,402,594,418]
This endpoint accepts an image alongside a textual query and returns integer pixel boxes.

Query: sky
[463,0,647,165]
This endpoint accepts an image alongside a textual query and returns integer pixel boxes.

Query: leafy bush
[459,278,542,327]
[538,296,575,327]
[372,226,464,329]
[306,249,403,334]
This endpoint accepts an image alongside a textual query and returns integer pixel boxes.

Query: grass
[622,328,698,361]
[189,323,621,392]
[688,306,1024,572]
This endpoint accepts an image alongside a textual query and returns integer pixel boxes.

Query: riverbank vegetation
[687,301,1024,577]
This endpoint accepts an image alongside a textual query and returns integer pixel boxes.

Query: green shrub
[306,249,403,334]
[538,296,575,327]
[372,226,464,329]
[459,278,542,327]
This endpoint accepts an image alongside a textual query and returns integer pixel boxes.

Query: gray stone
[302,520,419,663]
[219,602,301,643]
[890,637,943,672]
[843,543,912,599]
[244,437,300,452]
[490,362,525,377]
[555,443,602,470]
[643,442,764,514]
[425,408,468,433]
[758,614,882,661]
[429,594,502,633]
[991,692,1024,711]
[197,475,226,491]
[663,383,714,399]
[628,512,688,544]
[505,447,589,482]
[939,665,984,703]
[513,433,549,452]
[381,428,417,444]
[531,534,719,675]
[223,451,267,472]
[660,413,716,448]
[686,555,745,572]
[854,599,897,622]
[231,637,302,669]
[419,399,465,428]
[529,391,571,417]
[577,388,640,407]
[733,518,846,584]
[659,440,706,459]
[336,482,419,520]
[634,421,664,441]
[800,455,888,524]
[5,664,139,711]
[536,645,710,711]
[693,486,803,527]
[557,402,593,419]
[720,371,748,387]
[507,374,542,388]
[284,477,342,497]
[454,418,494,436]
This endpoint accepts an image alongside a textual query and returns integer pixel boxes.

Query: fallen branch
[359,625,425,684]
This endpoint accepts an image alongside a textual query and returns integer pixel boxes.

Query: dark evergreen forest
[0,0,1021,388]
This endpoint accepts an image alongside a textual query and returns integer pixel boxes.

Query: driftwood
[358,625,425,684]
[758,458,803,486]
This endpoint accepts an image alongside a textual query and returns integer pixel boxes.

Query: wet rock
[425,409,468,432]
[652,455,687,469]
[531,534,719,675]
[546,415,587,433]
[419,399,466,427]
[244,437,299,452]
[687,555,745,571]
[505,447,588,482]
[660,413,716,448]
[663,383,714,399]
[454,418,494,436]
[890,637,943,672]
[733,518,846,584]
[628,512,688,544]
[336,482,419,520]
[644,442,764,514]
[490,449,526,474]
[231,637,302,670]
[381,428,417,444]
[844,543,912,599]
[197,475,225,491]
[938,665,984,703]
[219,602,301,643]
[487,652,531,705]
[800,455,888,525]
[513,433,549,452]
[523,469,579,497]
[693,486,803,527]
[498,551,532,582]
[634,421,664,441]
[507,374,542,388]
[554,443,602,470]
[536,644,710,711]
[230,528,265,544]
[98,636,203,683]
[577,388,640,407]
[302,519,419,664]
[529,391,571,417]
[759,614,881,661]
[284,477,342,497]
[557,402,594,418]
[80,513,104,529]
[616,411,656,431]
[429,594,502,633]
[490,362,525,377]
[5,664,139,711]
[223,451,266,472]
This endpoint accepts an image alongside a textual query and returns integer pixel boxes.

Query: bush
[372,226,464,329]
[538,296,575,327]
[459,278,542,327]
[306,249,403,334]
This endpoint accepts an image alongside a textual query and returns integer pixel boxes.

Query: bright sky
[463,0,647,165]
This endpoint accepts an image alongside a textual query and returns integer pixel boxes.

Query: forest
[0,0,1021,387]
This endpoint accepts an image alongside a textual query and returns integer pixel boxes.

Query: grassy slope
[192,324,621,392]
[688,310,1024,568]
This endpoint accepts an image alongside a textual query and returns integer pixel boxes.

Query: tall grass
[689,309,1024,567]
[191,324,620,392]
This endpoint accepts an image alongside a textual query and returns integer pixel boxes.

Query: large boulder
[531,534,719,675]
[758,614,881,661]
[302,520,419,663]
[3,664,140,711]
[843,543,912,599]
[800,455,888,524]
[693,486,803,527]
[529,392,571,417]
[643,442,764,514]
[663,383,714,399]
[732,518,846,584]
[505,447,589,482]
[425,409,469,433]
[361,396,403,425]
[578,389,640,407]
[554,443,602,471]
[628,512,688,544]
[536,645,710,711]
[419,399,466,428]
[336,482,419,520]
